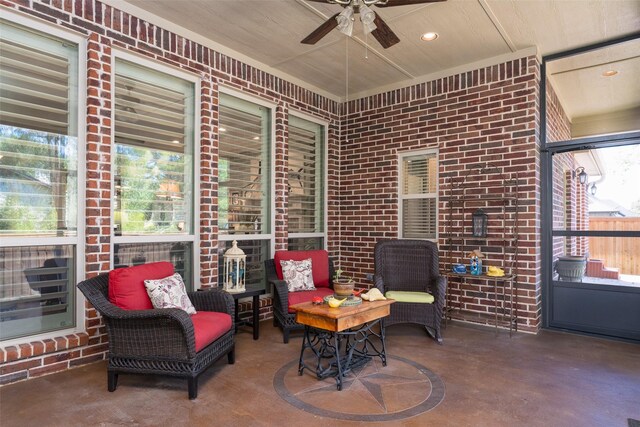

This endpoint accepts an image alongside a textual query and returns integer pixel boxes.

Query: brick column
[199,76,218,288]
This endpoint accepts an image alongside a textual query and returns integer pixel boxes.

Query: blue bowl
[452,264,467,274]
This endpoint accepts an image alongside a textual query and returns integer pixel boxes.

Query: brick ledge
[1,332,90,364]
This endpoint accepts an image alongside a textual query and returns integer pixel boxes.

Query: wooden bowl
[333,281,354,297]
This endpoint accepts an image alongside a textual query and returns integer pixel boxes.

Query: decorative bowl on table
[333,281,355,297]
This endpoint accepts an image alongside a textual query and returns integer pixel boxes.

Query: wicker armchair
[374,239,447,344]
[265,250,335,343]
[77,273,235,399]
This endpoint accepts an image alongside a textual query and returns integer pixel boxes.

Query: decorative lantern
[472,209,488,237]
[223,240,246,293]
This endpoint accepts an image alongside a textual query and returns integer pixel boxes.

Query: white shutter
[219,93,270,234]
[113,59,194,236]
[288,115,324,234]
[401,153,438,239]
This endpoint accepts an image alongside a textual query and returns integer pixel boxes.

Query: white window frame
[287,109,328,250]
[110,49,201,288]
[0,10,86,345]
[398,148,439,242]
[218,86,276,260]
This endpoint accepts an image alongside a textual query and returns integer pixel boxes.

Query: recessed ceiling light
[172,140,180,144]
[421,32,438,42]
[219,127,226,132]
[602,70,618,77]
[253,136,260,140]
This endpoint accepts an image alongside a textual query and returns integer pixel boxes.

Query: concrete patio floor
[1,321,639,426]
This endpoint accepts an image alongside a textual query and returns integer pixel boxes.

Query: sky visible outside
[592,144,640,215]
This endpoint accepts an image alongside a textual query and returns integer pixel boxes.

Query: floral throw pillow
[144,273,196,315]
[280,258,316,292]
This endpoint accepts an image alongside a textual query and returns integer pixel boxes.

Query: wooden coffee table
[290,299,394,390]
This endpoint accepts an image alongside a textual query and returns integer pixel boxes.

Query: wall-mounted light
[472,209,488,238]
[589,183,597,196]
[575,166,588,185]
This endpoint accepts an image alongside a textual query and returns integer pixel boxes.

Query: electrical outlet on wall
[365,273,374,281]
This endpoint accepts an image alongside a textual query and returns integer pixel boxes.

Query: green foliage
[0,125,75,233]
[115,144,188,234]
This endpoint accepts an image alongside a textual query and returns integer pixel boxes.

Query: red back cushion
[191,311,233,352]
[287,288,335,313]
[274,250,330,288]
[109,262,175,310]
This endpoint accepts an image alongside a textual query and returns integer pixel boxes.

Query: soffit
[118,0,639,118]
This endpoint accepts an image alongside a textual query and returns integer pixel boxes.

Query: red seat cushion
[108,262,175,310]
[274,250,331,288]
[191,311,233,352]
[287,288,335,313]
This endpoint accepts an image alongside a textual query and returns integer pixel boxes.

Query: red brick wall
[1,0,550,384]
[546,79,589,261]
[339,58,541,332]
[0,0,340,385]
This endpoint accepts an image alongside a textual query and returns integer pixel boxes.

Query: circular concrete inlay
[273,355,445,422]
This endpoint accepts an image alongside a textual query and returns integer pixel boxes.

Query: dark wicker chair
[265,254,335,343]
[77,273,235,399]
[374,239,447,344]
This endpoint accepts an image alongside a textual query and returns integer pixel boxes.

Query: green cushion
[385,291,434,304]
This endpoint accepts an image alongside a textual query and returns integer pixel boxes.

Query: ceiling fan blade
[370,14,400,49]
[301,13,340,45]
[376,0,447,7]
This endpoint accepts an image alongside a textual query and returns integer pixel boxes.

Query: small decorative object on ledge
[472,208,488,237]
[223,240,246,293]
[486,265,505,277]
[452,263,467,274]
[468,249,485,275]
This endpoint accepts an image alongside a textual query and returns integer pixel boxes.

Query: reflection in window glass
[114,242,193,290]
[287,237,323,251]
[218,239,269,290]
[0,245,76,340]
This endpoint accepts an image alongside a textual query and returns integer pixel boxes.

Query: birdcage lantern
[223,240,246,293]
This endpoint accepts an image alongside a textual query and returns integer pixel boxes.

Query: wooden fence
[589,217,640,275]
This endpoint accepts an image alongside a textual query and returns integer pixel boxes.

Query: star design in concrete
[274,355,445,421]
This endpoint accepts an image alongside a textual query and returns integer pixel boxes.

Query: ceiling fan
[301,0,446,49]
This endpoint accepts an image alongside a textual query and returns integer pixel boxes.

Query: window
[287,114,325,250]
[218,92,272,289]
[113,56,197,289]
[0,21,81,340]
[399,150,438,240]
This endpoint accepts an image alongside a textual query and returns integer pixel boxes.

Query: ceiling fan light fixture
[421,32,439,41]
[336,6,355,36]
[360,4,377,35]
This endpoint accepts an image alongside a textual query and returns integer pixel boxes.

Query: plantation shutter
[113,59,194,236]
[0,22,79,236]
[401,153,438,239]
[114,60,189,152]
[218,93,271,234]
[288,116,324,234]
[0,29,75,136]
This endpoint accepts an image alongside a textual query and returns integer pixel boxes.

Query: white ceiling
[116,0,640,119]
